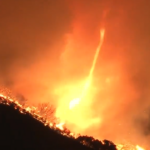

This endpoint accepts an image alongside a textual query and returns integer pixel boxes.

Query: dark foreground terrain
[0,96,117,150]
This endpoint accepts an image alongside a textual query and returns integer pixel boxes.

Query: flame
[56,122,65,130]
[69,98,80,109]
[88,29,105,80]
[82,29,105,95]
[116,144,145,150]
[55,28,105,132]
[136,145,145,150]
[69,29,105,105]
[0,93,69,136]
[0,92,147,150]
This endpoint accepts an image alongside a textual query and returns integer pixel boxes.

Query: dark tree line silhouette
[0,95,118,150]
[77,136,117,150]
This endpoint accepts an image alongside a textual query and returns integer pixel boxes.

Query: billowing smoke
[0,0,150,148]
[0,0,72,102]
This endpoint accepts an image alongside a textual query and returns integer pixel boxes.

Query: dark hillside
[0,96,117,150]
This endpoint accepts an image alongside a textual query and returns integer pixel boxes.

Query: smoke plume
[1,0,150,148]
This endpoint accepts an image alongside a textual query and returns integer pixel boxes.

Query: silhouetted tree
[92,139,103,150]
[77,136,117,150]
[38,103,56,122]
[102,140,117,150]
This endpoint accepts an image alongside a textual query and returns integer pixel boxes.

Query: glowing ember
[26,107,32,112]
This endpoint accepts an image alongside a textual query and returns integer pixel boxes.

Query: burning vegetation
[0,0,150,150]
[0,93,146,150]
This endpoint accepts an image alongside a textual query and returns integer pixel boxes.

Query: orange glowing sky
[0,0,150,149]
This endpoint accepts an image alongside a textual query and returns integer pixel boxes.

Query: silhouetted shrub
[38,102,56,122]
[77,136,117,150]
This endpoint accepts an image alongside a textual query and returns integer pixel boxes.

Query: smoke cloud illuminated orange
[1,0,150,149]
